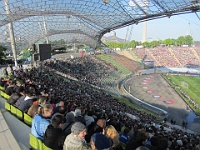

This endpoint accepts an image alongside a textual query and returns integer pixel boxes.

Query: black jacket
[7,92,21,104]
[44,124,67,150]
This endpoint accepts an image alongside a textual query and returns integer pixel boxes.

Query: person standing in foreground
[63,122,89,150]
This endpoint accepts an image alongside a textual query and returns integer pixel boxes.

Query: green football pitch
[165,74,200,114]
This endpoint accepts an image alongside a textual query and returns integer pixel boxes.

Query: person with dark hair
[7,86,24,104]
[85,118,106,143]
[53,101,65,114]
[120,127,130,144]
[0,77,6,87]
[44,114,67,150]
[18,89,35,112]
[126,131,149,150]
[157,137,169,150]
[5,79,15,96]
[146,135,158,150]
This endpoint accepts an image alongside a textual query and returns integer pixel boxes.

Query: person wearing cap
[90,133,111,150]
[63,122,89,150]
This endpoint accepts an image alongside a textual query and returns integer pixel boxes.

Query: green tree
[185,35,193,45]
[164,38,174,46]
[177,36,185,46]
[142,41,150,47]
[0,45,6,64]
[130,40,137,48]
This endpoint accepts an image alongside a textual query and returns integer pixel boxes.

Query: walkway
[0,97,30,150]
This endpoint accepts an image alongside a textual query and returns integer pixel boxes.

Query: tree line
[105,35,197,49]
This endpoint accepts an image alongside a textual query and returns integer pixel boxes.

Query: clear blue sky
[110,12,200,42]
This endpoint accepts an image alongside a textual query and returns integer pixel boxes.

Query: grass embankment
[162,74,200,115]
[96,54,132,76]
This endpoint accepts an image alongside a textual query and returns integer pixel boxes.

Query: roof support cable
[195,12,200,21]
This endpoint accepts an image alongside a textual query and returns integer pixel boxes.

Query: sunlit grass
[162,74,200,115]
[96,54,132,76]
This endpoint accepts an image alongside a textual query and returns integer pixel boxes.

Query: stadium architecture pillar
[4,0,18,66]
[43,16,49,44]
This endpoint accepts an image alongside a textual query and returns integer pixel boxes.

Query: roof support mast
[43,16,49,44]
[4,0,17,66]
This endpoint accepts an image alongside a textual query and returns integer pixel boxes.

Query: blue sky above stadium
[112,12,200,42]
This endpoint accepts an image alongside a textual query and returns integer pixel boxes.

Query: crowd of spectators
[44,56,117,87]
[133,46,200,68]
[1,55,200,150]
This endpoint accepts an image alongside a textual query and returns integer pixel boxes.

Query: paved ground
[125,74,200,133]
[0,97,30,150]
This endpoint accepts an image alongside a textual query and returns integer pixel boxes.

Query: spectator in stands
[75,106,86,125]
[18,89,35,112]
[85,118,106,143]
[62,112,76,136]
[157,136,169,150]
[51,105,67,123]
[27,96,47,118]
[63,122,89,149]
[31,104,53,140]
[147,135,159,150]
[14,89,26,108]
[105,125,123,150]
[3,67,8,79]
[0,77,6,87]
[84,110,95,127]
[120,127,130,144]
[5,79,15,96]
[44,114,67,150]
[90,133,111,150]
[126,131,149,150]
[7,86,24,104]
[53,100,65,114]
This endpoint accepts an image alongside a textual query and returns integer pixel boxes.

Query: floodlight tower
[142,0,149,43]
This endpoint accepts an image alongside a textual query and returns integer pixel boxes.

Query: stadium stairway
[0,96,30,150]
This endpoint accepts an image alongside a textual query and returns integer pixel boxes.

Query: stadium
[0,0,200,150]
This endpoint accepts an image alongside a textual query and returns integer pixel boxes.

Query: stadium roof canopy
[0,0,200,52]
